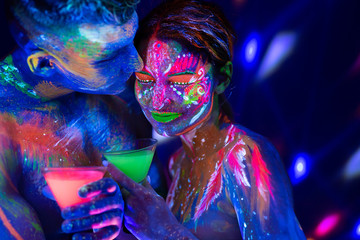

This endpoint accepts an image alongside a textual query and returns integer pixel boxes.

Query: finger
[79,178,119,198]
[62,195,123,219]
[107,164,140,194]
[72,225,120,240]
[62,209,122,233]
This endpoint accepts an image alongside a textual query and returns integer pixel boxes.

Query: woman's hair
[135,0,235,120]
[135,0,235,68]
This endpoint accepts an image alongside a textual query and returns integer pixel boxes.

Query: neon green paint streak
[0,56,43,99]
[31,222,42,232]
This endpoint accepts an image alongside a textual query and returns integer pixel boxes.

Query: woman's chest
[167,154,241,239]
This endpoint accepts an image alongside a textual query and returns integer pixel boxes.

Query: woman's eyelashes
[135,72,155,83]
[135,71,199,85]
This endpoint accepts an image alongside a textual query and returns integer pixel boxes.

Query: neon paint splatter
[0,207,24,240]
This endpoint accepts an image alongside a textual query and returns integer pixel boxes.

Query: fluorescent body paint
[163,121,299,239]
[14,11,142,95]
[135,38,214,136]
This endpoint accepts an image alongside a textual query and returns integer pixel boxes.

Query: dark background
[1,0,360,239]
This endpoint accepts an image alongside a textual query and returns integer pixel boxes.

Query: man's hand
[107,164,197,240]
[61,178,124,240]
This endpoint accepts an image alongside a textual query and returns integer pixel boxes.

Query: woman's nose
[152,82,169,110]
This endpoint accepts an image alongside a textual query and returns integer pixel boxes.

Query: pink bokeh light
[315,213,341,237]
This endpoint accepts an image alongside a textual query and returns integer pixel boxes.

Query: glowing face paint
[16,11,142,95]
[135,38,215,136]
[43,167,106,209]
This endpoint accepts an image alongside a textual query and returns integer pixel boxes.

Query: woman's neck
[179,97,229,160]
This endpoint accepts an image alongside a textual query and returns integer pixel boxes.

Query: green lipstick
[151,111,182,123]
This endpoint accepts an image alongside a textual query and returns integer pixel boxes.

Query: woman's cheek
[183,84,204,106]
[135,81,152,105]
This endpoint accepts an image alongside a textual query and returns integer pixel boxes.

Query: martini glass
[42,166,107,209]
[103,138,157,183]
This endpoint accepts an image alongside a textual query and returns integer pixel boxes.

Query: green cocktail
[103,138,157,183]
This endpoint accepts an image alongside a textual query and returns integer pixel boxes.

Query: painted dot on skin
[107,185,117,193]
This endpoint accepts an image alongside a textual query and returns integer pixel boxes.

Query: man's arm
[222,135,306,240]
[0,134,45,239]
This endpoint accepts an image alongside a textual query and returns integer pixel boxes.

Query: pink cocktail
[43,167,106,209]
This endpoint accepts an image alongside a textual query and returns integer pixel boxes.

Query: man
[0,0,150,239]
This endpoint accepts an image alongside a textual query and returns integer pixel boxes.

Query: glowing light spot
[240,32,261,69]
[353,219,360,238]
[245,39,257,63]
[315,213,341,237]
[343,147,360,180]
[256,31,297,81]
[289,152,311,184]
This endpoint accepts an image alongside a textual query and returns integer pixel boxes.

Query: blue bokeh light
[289,153,311,184]
[353,219,360,239]
[241,32,261,69]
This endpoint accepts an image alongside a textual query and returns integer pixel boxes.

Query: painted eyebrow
[168,71,196,77]
[137,71,153,76]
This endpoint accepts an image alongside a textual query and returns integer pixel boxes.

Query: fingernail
[79,186,90,197]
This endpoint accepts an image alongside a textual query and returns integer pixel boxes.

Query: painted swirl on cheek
[183,83,205,105]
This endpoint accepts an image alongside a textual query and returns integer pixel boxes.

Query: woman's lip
[151,111,182,123]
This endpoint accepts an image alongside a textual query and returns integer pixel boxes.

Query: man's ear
[27,50,57,77]
[215,61,233,94]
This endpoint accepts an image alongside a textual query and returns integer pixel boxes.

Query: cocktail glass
[42,166,107,209]
[103,138,157,183]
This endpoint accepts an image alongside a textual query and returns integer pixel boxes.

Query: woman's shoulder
[223,123,278,158]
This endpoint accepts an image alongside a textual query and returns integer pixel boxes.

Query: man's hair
[8,0,140,25]
[135,0,235,68]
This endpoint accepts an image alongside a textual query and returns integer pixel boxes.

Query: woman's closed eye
[135,72,155,83]
[168,71,197,85]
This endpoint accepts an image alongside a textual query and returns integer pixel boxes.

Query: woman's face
[135,38,217,136]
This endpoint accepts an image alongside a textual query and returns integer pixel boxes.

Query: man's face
[19,12,143,94]
[135,38,215,136]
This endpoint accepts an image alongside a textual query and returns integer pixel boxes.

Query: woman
[109,0,307,239]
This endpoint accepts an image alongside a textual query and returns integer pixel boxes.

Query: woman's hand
[61,178,123,240]
[107,164,198,240]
